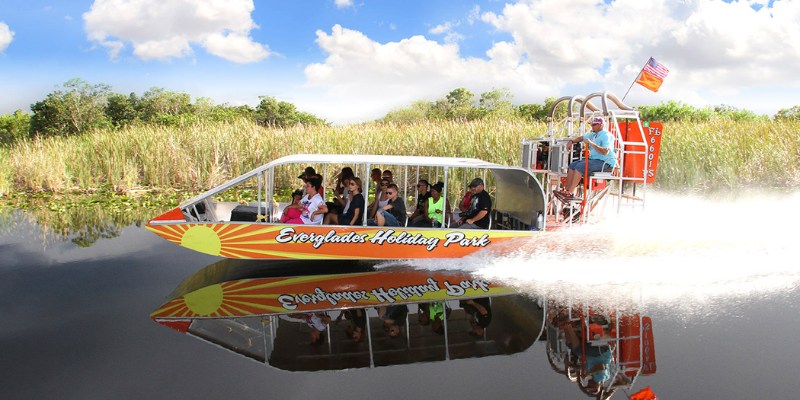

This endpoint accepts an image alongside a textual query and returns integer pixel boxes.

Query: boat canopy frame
[178,154,547,230]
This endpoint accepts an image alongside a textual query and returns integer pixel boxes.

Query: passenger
[378,305,408,337]
[459,188,473,212]
[341,177,365,225]
[338,308,367,343]
[370,168,382,187]
[367,183,406,227]
[309,173,325,196]
[323,177,348,224]
[556,117,617,201]
[461,298,492,338]
[298,166,316,182]
[455,178,492,229]
[429,301,451,335]
[382,169,393,183]
[325,177,365,225]
[413,181,451,227]
[329,167,355,215]
[280,189,304,223]
[367,178,391,218]
[290,312,330,346]
[417,303,431,326]
[408,179,431,226]
[298,176,327,225]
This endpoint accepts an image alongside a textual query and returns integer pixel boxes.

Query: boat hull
[146,221,534,259]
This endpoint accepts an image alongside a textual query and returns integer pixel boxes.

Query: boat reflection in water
[151,260,544,371]
[543,298,657,399]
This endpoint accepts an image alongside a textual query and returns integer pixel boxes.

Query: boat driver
[557,117,617,201]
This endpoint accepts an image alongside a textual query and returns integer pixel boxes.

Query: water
[1,192,799,399]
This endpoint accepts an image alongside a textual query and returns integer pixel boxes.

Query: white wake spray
[388,191,800,310]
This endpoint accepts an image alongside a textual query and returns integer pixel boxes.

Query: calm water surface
[1,193,799,399]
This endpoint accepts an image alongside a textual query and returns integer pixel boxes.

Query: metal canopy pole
[257,174,262,217]
[366,309,375,368]
[363,163,371,227]
[443,302,450,360]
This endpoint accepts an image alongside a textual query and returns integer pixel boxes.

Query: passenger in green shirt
[414,181,451,227]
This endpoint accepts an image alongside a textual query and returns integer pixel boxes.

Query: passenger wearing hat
[556,117,617,201]
[456,177,492,229]
[412,181,451,227]
[460,298,492,338]
[561,320,613,392]
[298,166,316,180]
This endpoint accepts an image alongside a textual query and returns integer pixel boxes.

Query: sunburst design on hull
[146,222,533,259]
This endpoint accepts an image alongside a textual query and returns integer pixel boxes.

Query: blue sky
[1,0,798,123]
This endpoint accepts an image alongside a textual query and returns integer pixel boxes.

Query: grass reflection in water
[0,188,186,247]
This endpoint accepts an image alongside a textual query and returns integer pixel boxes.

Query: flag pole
[622,58,649,102]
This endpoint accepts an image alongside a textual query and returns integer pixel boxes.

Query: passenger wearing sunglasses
[368,179,391,218]
[368,183,406,226]
[324,177,364,225]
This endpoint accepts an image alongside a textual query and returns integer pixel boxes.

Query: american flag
[643,57,669,80]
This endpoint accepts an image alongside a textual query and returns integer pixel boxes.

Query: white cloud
[303,0,800,122]
[0,22,14,53]
[334,0,353,9]
[429,21,464,44]
[303,24,555,122]
[467,5,481,25]
[429,22,453,35]
[83,0,271,63]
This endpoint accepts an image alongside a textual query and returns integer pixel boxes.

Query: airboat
[146,91,662,260]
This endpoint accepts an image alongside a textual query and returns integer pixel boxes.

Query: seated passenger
[309,173,325,196]
[382,169,393,183]
[460,298,492,338]
[297,166,316,181]
[455,178,491,229]
[280,189,304,223]
[367,183,406,227]
[429,302,451,336]
[329,167,354,215]
[408,179,431,226]
[367,178,391,218]
[305,312,331,346]
[324,177,364,225]
[378,305,408,338]
[324,176,349,224]
[341,177,365,225]
[459,188,473,212]
[298,176,327,225]
[412,181,451,227]
[338,308,367,343]
[370,167,382,188]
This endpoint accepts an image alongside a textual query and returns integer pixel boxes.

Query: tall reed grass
[658,120,800,191]
[1,118,797,196]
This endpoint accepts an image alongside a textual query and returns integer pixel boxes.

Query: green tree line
[4,80,800,146]
[0,78,326,145]
[381,87,799,124]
